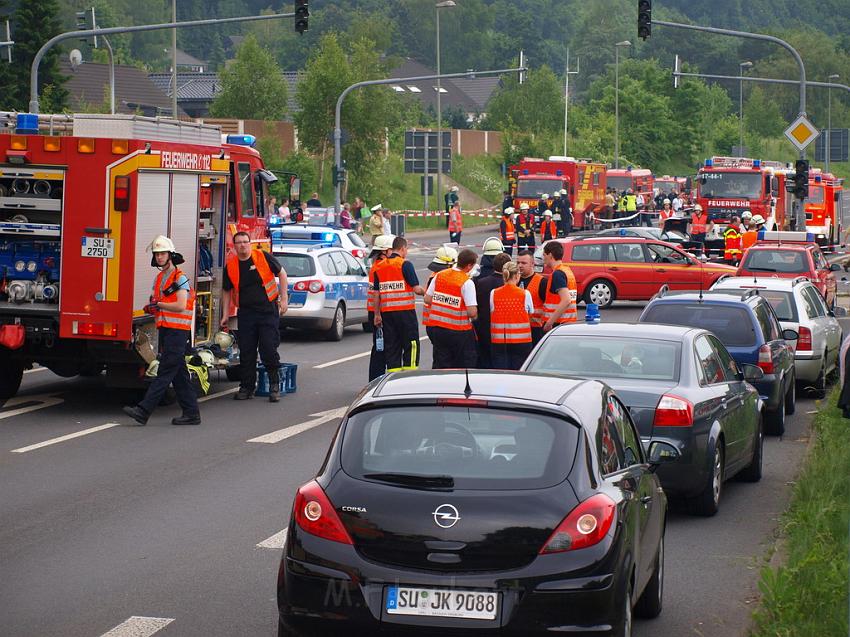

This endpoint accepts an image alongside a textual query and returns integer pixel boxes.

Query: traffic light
[333,162,347,187]
[75,7,98,48]
[294,0,309,35]
[638,0,651,40]
[793,159,810,199]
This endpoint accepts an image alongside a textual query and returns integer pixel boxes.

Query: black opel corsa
[277,370,678,636]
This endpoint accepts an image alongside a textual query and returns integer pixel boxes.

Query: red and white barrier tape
[393,208,502,219]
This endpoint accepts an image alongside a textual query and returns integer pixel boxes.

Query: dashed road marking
[11,423,120,454]
[198,386,240,403]
[314,334,430,369]
[98,616,174,637]
[247,407,347,444]
[257,526,288,549]
[0,393,64,421]
[23,366,47,375]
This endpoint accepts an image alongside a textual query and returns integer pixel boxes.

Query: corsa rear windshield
[341,406,579,490]
[643,303,756,347]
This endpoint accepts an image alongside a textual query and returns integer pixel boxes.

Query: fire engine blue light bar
[225,134,257,147]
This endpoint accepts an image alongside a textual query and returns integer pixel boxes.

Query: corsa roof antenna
[463,368,473,399]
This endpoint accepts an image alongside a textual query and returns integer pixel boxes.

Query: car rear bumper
[794,352,823,382]
[641,434,709,498]
[752,374,784,411]
[280,295,335,330]
[278,531,628,636]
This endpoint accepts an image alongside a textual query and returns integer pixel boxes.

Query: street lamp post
[436,0,456,217]
[827,73,840,172]
[739,61,752,154]
[614,40,630,169]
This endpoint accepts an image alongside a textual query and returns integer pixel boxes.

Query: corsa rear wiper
[363,473,455,488]
[747,266,778,272]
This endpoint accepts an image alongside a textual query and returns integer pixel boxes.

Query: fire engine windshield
[516,179,561,198]
[655,180,679,193]
[607,176,633,192]
[699,172,763,199]
[807,185,825,204]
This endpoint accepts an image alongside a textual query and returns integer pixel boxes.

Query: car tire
[617,581,633,637]
[738,416,764,482]
[325,304,345,342]
[785,373,796,415]
[634,535,664,619]
[0,357,24,399]
[810,356,827,399]
[584,278,616,309]
[765,393,786,436]
[690,442,724,516]
[225,365,242,382]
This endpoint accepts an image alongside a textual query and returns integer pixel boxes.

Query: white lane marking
[257,526,288,549]
[99,616,174,637]
[0,394,64,421]
[11,423,120,454]
[247,407,347,444]
[314,334,430,369]
[23,366,47,375]
[198,386,239,403]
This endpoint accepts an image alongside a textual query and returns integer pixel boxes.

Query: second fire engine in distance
[804,170,846,248]
[534,236,736,308]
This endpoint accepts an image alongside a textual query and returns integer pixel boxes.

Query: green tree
[483,65,564,135]
[5,0,67,112]
[209,34,288,120]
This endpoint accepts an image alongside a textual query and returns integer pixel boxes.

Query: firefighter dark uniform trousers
[138,268,200,418]
[374,254,420,372]
[427,268,478,369]
[367,255,387,381]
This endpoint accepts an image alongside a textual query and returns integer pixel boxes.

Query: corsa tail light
[653,394,693,427]
[796,326,812,352]
[758,344,774,374]
[293,480,353,545]
[540,493,617,554]
[293,279,325,293]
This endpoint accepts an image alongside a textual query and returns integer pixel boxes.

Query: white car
[710,276,844,395]
[270,223,370,261]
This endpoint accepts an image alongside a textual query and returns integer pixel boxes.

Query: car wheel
[634,535,664,618]
[617,581,633,637]
[737,415,763,482]
[810,357,827,399]
[765,393,786,436]
[0,357,24,399]
[325,304,345,341]
[584,278,616,309]
[785,373,796,415]
[690,442,724,516]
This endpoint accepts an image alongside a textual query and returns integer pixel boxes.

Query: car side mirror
[833,306,848,318]
[830,263,842,272]
[647,441,680,470]
[782,328,799,341]
[741,363,764,381]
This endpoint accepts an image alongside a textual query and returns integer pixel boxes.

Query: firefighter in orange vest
[373,235,425,372]
[689,204,709,244]
[490,261,535,370]
[501,206,517,256]
[123,236,200,426]
[541,241,578,330]
[221,231,288,402]
[367,234,394,381]
[423,245,458,344]
[517,249,547,345]
[516,204,536,250]
[424,248,479,368]
[540,209,558,242]
[448,201,463,244]
[723,215,743,264]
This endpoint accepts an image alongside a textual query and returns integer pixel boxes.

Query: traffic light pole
[333,66,526,215]
[654,19,808,229]
[29,11,296,113]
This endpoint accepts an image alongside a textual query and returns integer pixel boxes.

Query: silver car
[273,245,370,341]
[710,276,844,395]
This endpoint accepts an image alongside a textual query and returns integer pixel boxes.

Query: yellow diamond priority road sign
[784,115,819,151]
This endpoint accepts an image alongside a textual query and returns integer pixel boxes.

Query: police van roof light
[225,134,257,147]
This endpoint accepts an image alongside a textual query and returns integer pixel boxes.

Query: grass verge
[749,388,849,637]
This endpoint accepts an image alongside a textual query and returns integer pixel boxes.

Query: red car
[736,241,840,308]
[536,237,736,308]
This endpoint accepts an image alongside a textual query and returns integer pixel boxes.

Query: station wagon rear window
[277,253,316,278]
[341,406,579,490]
[742,249,808,274]
[642,304,756,347]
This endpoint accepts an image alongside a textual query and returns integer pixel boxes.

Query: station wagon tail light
[758,345,774,374]
[293,480,353,545]
[653,394,693,427]
[540,493,617,554]
[293,279,324,293]
[796,326,812,352]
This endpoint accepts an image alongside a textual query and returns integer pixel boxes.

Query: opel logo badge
[432,504,461,529]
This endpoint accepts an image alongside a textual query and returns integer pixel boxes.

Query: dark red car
[736,242,840,308]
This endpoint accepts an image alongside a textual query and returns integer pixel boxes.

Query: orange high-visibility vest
[541,220,558,241]
[723,227,743,261]
[152,268,195,331]
[742,230,758,250]
[491,284,532,344]
[375,256,416,313]
[691,213,708,234]
[524,273,547,328]
[226,249,279,308]
[448,207,463,232]
[367,255,385,313]
[501,217,516,242]
[429,268,473,331]
[544,263,577,324]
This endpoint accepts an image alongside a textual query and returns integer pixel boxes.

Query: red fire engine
[654,175,690,199]
[508,156,606,229]
[696,156,794,231]
[0,112,274,398]
[804,169,845,247]
[605,167,654,204]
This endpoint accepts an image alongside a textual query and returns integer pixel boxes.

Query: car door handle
[655,268,667,273]
[608,266,620,271]
[640,495,653,505]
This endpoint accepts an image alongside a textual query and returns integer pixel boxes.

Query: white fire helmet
[149,235,176,253]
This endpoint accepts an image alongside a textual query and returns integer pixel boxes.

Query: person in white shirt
[381,208,392,236]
